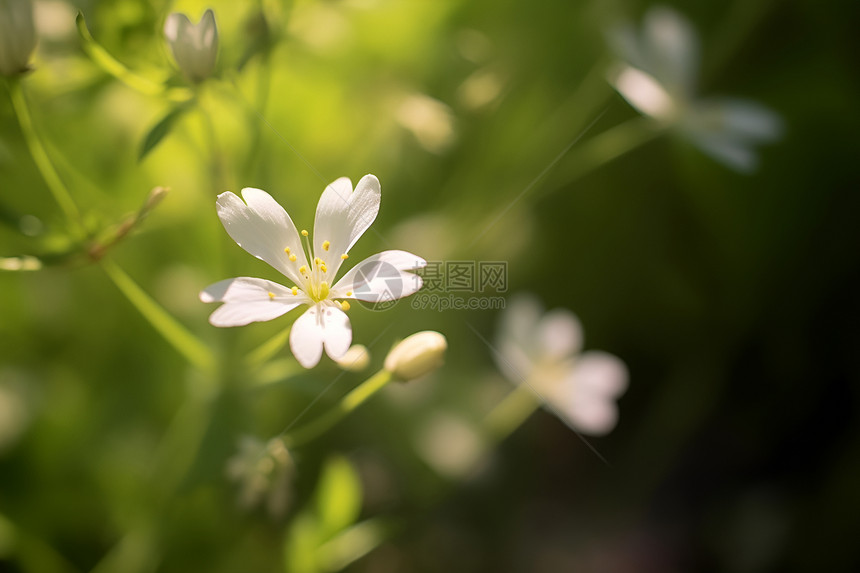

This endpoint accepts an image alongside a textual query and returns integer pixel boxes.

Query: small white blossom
[200,175,426,368]
[496,295,628,436]
[0,0,36,77]
[164,9,218,83]
[607,6,782,172]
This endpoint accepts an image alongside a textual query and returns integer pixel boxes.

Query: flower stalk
[284,369,393,448]
[6,79,83,232]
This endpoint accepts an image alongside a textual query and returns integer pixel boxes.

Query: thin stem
[101,258,216,374]
[285,370,393,448]
[545,116,663,193]
[75,13,191,103]
[482,383,541,444]
[246,326,292,369]
[7,79,83,232]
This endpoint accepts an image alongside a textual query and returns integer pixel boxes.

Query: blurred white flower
[415,412,485,479]
[200,175,426,368]
[495,295,628,436]
[226,436,293,517]
[164,9,218,83]
[607,6,782,172]
[0,0,36,77]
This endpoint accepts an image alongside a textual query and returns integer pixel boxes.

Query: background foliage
[1,0,859,571]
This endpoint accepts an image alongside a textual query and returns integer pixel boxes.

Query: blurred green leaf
[315,455,363,541]
[138,106,190,161]
[316,518,390,572]
[284,514,321,573]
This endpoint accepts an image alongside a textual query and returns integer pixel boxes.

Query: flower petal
[495,294,543,382]
[216,189,309,287]
[289,304,353,368]
[642,6,698,97]
[200,277,308,327]
[331,250,426,302]
[312,174,381,279]
[551,351,628,435]
[536,308,583,361]
[610,66,675,121]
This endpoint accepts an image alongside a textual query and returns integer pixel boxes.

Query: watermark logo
[345,259,509,312]
[349,258,405,311]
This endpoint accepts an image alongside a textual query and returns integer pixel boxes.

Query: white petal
[550,351,628,436]
[331,250,426,302]
[571,351,629,398]
[642,6,698,96]
[494,294,542,381]
[687,132,758,173]
[289,304,353,368]
[200,277,307,327]
[536,308,583,360]
[216,189,308,286]
[163,12,189,43]
[312,174,381,279]
[705,98,784,141]
[611,66,676,120]
[208,301,298,327]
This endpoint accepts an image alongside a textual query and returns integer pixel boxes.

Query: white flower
[495,295,628,436]
[164,9,218,83]
[200,175,426,368]
[0,0,36,77]
[607,6,782,172]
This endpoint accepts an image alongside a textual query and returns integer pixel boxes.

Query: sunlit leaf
[138,106,189,161]
[315,455,362,541]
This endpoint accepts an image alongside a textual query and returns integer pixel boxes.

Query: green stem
[101,258,216,374]
[482,383,540,444]
[246,326,292,369]
[285,370,393,447]
[7,79,83,232]
[545,116,663,192]
[75,13,191,103]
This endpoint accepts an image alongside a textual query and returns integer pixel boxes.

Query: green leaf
[283,514,321,573]
[138,106,189,161]
[315,456,362,541]
[316,519,390,572]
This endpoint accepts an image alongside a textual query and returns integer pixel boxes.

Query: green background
[1,0,858,571]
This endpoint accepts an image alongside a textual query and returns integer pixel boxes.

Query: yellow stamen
[299,265,308,275]
[284,247,290,254]
[289,254,297,262]
[291,287,298,295]
[321,265,327,273]
[301,229,309,237]
[341,253,349,260]
[267,292,275,300]
[314,257,323,266]
[346,291,353,296]
[340,301,350,311]
[322,240,330,251]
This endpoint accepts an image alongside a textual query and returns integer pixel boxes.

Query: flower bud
[335,344,370,372]
[0,0,36,77]
[164,9,218,84]
[384,331,447,381]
